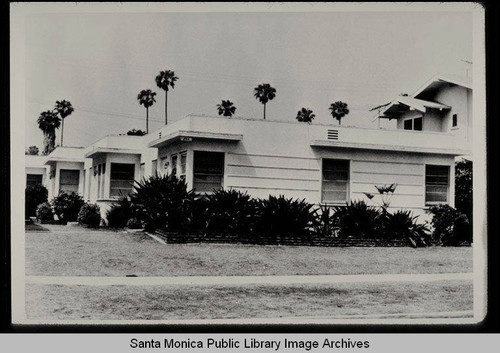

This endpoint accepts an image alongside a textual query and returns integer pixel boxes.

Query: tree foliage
[329,101,350,125]
[296,108,315,122]
[216,100,236,117]
[254,83,276,119]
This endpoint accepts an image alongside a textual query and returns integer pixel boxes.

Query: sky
[22,5,473,149]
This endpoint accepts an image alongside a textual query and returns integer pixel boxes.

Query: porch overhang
[84,147,143,158]
[44,156,85,166]
[148,130,243,148]
[378,97,451,119]
[310,140,468,156]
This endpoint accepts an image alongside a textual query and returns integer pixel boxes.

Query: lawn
[25,280,472,320]
[25,226,473,277]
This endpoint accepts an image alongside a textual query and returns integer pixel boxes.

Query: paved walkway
[26,272,473,286]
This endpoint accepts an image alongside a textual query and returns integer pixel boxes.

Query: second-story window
[452,114,458,128]
[403,117,423,131]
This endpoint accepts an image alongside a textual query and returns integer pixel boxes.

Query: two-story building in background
[25,74,472,222]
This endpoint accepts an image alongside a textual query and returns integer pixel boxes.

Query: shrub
[130,174,194,232]
[202,189,257,237]
[36,202,53,223]
[334,200,383,239]
[77,203,101,228]
[51,192,85,223]
[126,217,143,229]
[106,197,134,228]
[385,210,430,246]
[25,185,48,218]
[254,195,317,243]
[426,204,471,246]
[313,205,339,238]
[455,159,472,238]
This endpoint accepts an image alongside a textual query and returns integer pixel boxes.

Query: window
[403,117,423,131]
[425,165,449,205]
[179,152,187,182]
[26,174,43,187]
[151,159,157,175]
[171,154,178,177]
[139,163,145,180]
[452,114,458,127]
[193,151,224,192]
[322,159,349,203]
[110,163,135,197]
[59,169,80,194]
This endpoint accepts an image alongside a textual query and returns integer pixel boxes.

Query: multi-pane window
[26,174,43,187]
[403,117,423,131]
[110,163,135,198]
[193,151,224,192]
[321,159,349,203]
[171,154,178,177]
[425,165,450,205]
[59,169,80,194]
[179,152,187,182]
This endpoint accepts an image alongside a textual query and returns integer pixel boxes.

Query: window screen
[110,163,135,197]
[26,174,43,187]
[193,151,224,192]
[322,159,349,203]
[425,165,449,204]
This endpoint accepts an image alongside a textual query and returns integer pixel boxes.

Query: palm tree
[54,100,74,147]
[296,108,315,123]
[254,83,276,119]
[155,69,178,125]
[137,89,157,133]
[216,100,236,117]
[37,110,61,155]
[329,101,349,125]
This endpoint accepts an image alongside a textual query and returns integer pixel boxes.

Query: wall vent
[327,129,339,140]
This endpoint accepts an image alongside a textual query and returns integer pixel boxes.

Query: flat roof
[84,147,143,158]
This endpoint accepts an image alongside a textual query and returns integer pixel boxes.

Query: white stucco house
[25,74,472,221]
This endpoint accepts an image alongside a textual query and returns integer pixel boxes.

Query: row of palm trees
[37,100,74,155]
[137,68,350,133]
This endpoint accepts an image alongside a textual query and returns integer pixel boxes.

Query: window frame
[59,169,80,194]
[403,116,423,131]
[192,150,225,193]
[425,164,450,206]
[109,163,135,198]
[320,158,350,205]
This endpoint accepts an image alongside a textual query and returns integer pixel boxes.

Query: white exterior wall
[152,116,457,221]
[47,161,85,200]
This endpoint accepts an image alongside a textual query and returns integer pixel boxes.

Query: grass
[25,280,473,320]
[25,223,49,232]
[25,226,472,277]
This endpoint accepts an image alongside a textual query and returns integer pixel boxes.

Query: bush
[254,195,317,243]
[51,192,85,223]
[385,210,430,246]
[334,200,383,239]
[201,189,257,237]
[130,174,194,232]
[25,185,48,218]
[36,202,53,223]
[455,160,472,237]
[126,217,143,229]
[313,205,339,238]
[426,204,471,246]
[106,197,135,228]
[77,203,101,228]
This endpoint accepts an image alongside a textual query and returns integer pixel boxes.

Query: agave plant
[334,200,383,239]
[254,195,317,244]
[385,210,430,247]
[129,174,194,232]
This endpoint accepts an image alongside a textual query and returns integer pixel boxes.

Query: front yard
[25,226,472,277]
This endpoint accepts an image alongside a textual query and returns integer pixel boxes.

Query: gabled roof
[379,96,450,119]
[377,73,470,119]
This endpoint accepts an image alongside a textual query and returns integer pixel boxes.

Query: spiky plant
[254,83,276,119]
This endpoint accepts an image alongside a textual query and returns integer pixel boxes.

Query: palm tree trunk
[165,91,168,125]
[61,118,65,146]
[43,129,56,155]
[146,107,149,134]
[263,103,266,120]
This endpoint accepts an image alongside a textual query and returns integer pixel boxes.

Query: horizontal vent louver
[327,129,339,140]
